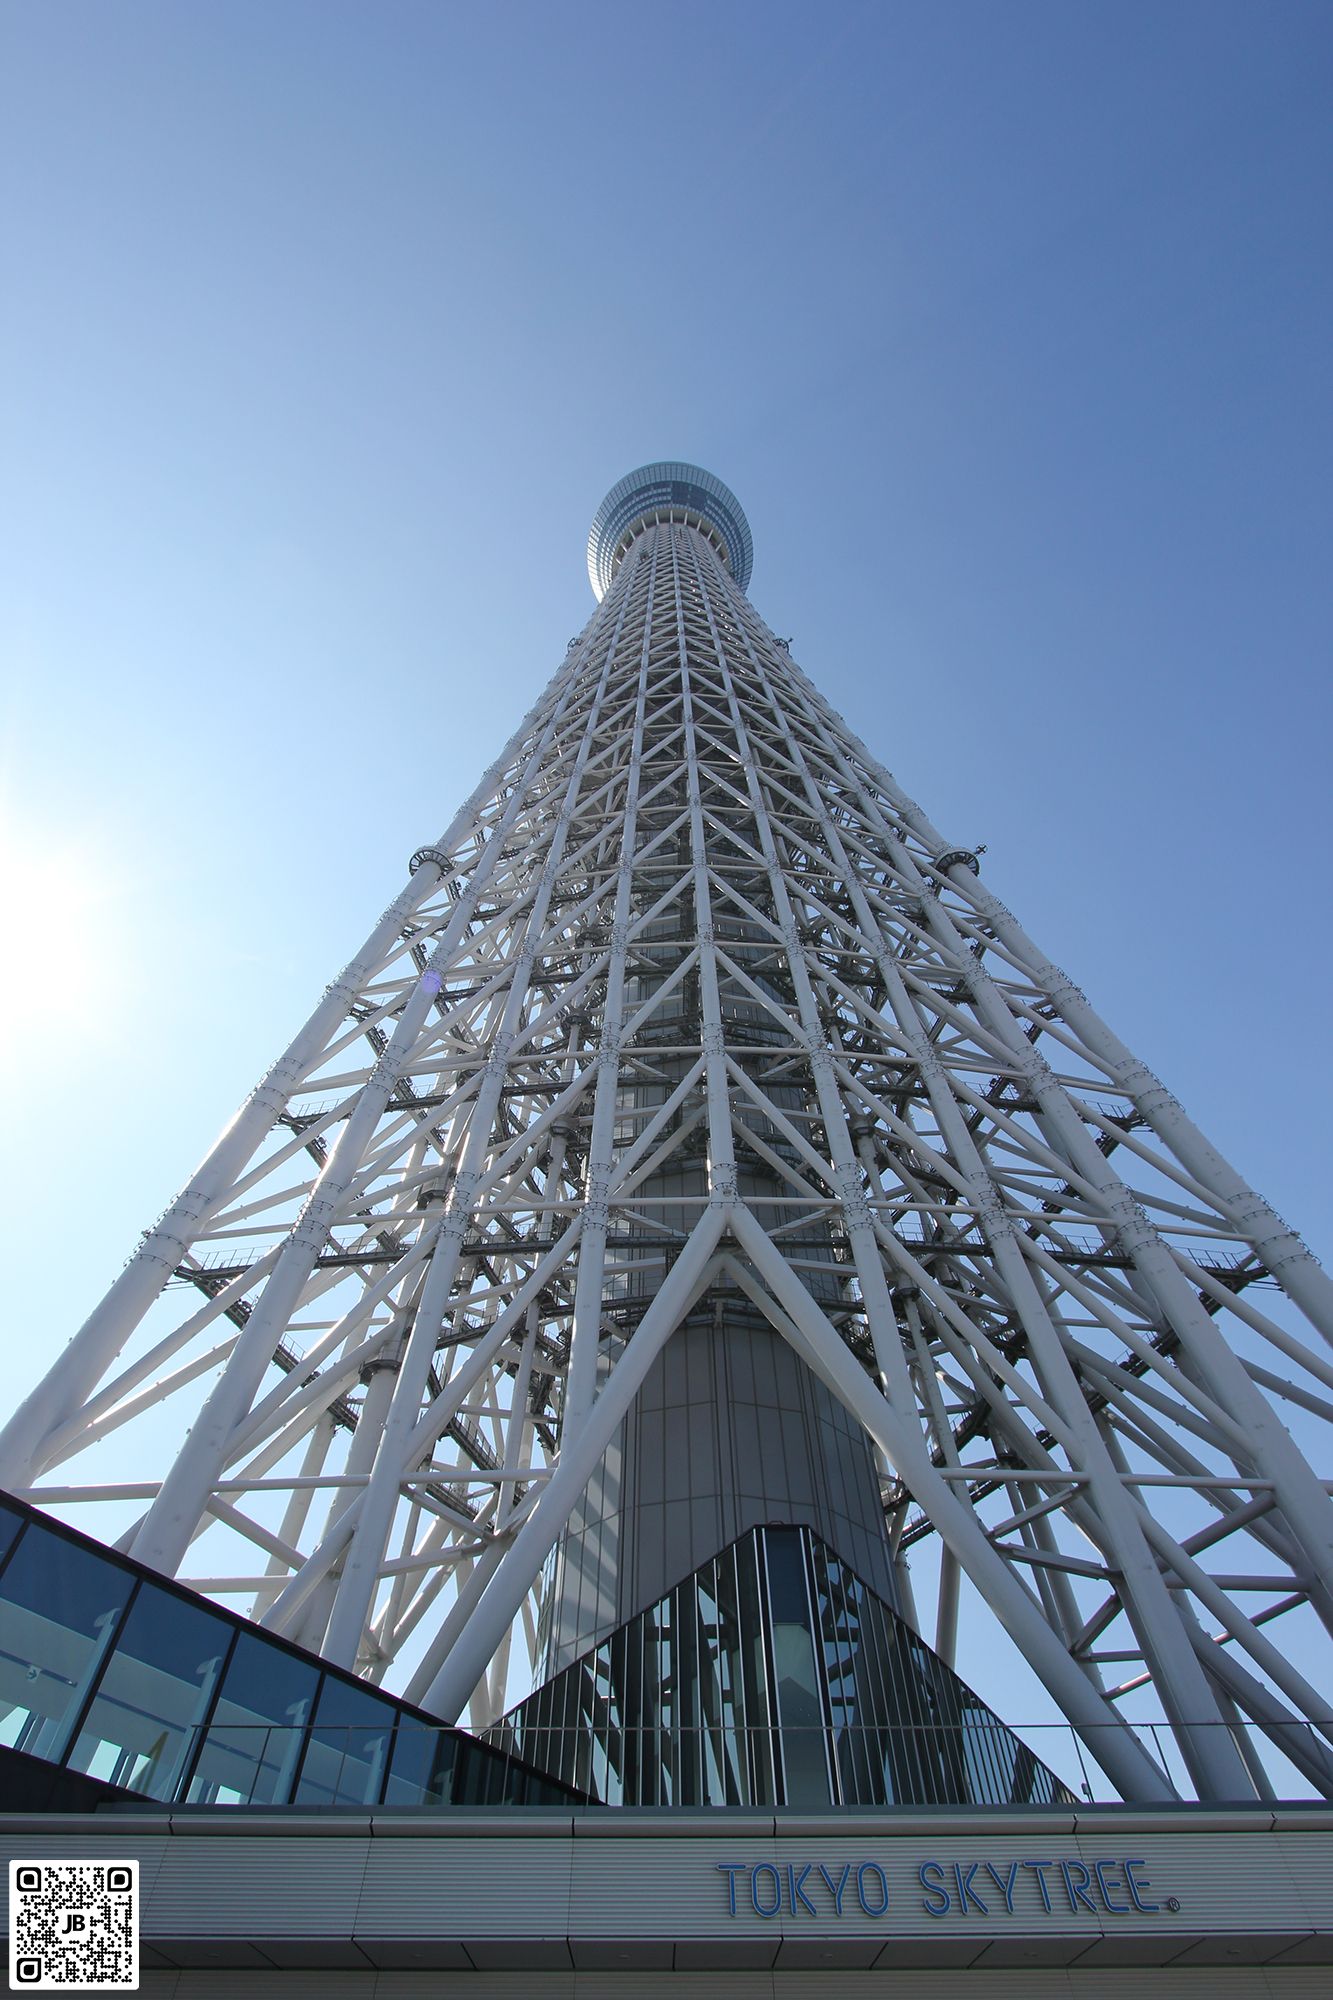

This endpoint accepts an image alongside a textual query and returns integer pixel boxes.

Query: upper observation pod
[587,461,754,600]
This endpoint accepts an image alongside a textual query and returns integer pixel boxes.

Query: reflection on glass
[0,1502,575,1812]
[295,1674,396,1806]
[0,1525,134,1765]
[764,1528,831,1806]
[487,1523,1074,1809]
[384,1723,457,1807]
[67,1582,231,1800]
[0,1500,24,1571]
[186,1630,317,1805]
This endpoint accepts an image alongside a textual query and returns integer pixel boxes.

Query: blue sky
[2,1,1331,1751]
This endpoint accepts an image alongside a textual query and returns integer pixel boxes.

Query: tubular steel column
[6,461,1332,1803]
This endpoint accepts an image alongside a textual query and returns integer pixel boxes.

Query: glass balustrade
[0,1494,576,1810]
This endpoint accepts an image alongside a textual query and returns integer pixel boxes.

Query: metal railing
[50,1719,579,1812]
[49,1718,1333,1813]
[482,1716,1333,1810]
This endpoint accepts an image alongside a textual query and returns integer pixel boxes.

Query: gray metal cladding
[148,1834,372,1936]
[9,1813,1327,1976]
[0,1827,172,1902]
[547,1320,896,1674]
[360,1835,574,1934]
[132,1965,1333,1996]
[1271,1827,1333,1910]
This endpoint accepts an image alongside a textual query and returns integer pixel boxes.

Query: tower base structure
[6,461,1333,1986]
[6,1489,1327,1989]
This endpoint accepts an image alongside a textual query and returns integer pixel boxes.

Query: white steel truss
[5,475,1333,1806]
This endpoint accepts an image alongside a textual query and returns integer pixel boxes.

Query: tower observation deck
[3,461,1333,1815]
[587,461,754,600]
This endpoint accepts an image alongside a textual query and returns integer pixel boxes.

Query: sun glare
[0,809,139,1066]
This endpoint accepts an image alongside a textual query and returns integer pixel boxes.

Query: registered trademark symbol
[1165,1896,1182,1912]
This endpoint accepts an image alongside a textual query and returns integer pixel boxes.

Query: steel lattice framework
[5,464,1333,1806]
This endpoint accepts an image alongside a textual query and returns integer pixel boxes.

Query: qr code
[8,1861,138,1991]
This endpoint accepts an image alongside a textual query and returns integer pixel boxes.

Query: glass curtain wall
[493,1523,1074,1809]
[0,1496,576,1810]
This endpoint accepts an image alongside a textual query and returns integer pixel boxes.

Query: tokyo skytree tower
[5,461,1333,1807]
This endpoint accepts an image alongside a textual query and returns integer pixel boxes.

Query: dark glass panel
[531,1671,553,1789]
[762,1527,831,1807]
[560,1661,582,1793]
[384,1721,458,1807]
[737,1533,776,1805]
[640,1598,662,1806]
[812,1537,866,1805]
[478,1523,1074,1813]
[454,1733,509,1804]
[605,1622,627,1804]
[0,1500,24,1573]
[0,1524,134,1766]
[695,1557,737,1805]
[295,1672,397,1807]
[841,1561,895,1806]
[673,1583,701,1806]
[543,1665,565,1792]
[711,1546,748,1804]
[658,1587,678,1806]
[67,1582,231,1800]
[622,1609,644,1803]
[570,1658,595,1799]
[185,1630,317,1805]
[589,1641,612,1801]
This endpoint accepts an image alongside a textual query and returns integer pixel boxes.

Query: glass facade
[67,1581,230,1799]
[491,1524,1074,1809]
[0,1495,1071,1816]
[587,460,754,598]
[0,1495,577,1810]
[0,1522,135,1768]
